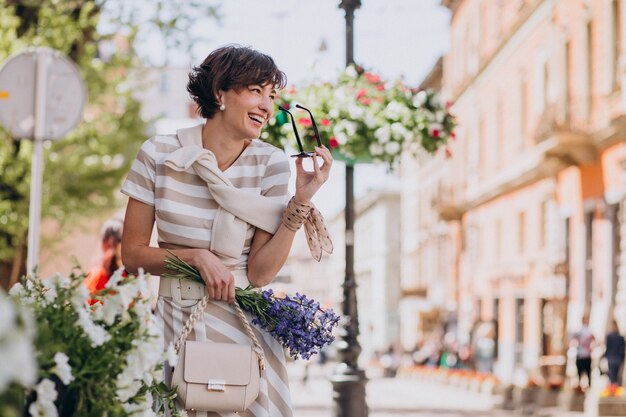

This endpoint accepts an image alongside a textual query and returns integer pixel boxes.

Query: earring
[219,104,226,111]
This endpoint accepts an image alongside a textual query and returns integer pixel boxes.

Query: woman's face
[220,83,276,139]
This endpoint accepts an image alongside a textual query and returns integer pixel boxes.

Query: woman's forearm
[122,244,204,276]
[247,224,298,287]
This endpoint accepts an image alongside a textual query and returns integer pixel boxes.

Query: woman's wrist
[292,195,311,206]
[282,197,311,231]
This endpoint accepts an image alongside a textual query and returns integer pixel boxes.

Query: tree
[0,0,220,288]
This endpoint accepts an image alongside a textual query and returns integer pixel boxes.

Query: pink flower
[357,88,367,99]
[359,97,371,105]
[329,137,339,148]
[320,118,331,126]
[364,72,381,84]
[298,117,312,127]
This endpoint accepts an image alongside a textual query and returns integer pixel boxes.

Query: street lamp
[329,1,368,417]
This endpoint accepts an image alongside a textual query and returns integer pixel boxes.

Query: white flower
[383,100,403,120]
[0,295,15,337]
[166,343,178,367]
[105,267,127,288]
[0,290,37,391]
[344,65,358,78]
[374,125,390,143]
[413,90,428,107]
[44,273,71,289]
[28,379,58,417]
[369,143,383,156]
[347,104,364,119]
[364,112,378,129]
[8,282,24,297]
[344,121,358,136]
[384,141,401,155]
[70,284,90,311]
[42,287,57,305]
[76,308,110,347]
[51,352,74,385]
[391,122,408,137]
[116,377,142,402]
[335,132,348,145]
[100,294,123,325]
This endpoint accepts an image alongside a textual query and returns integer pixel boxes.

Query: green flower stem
[164,250,278,326]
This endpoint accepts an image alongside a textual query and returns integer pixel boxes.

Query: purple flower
[237,288,340,360]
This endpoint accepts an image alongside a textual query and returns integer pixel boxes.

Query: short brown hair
[187,45,287,119]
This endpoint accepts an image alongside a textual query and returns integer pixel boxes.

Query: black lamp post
[329,1,368,416]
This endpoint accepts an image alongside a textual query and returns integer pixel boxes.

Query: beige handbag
[171,295,265,412]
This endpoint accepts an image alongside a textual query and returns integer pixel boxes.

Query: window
[515,298,525,364]
[587,20,594,121]
[584,210,593,308]
[520,75,527,148]
[611,0,621,90]
[518,211,526,254]
[539,200,548,248]
[543,61,549,111]
[564,40,571,121]
[495,219,502,259]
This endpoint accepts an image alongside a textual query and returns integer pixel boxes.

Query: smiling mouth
[249,114,265,125]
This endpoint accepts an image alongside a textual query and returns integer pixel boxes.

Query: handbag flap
[183,341,253,386]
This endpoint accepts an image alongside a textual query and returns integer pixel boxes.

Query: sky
[141,0,451,216]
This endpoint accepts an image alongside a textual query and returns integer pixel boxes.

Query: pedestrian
[572,315,595,391]
[83,218,124,295]
[120,44,333,417]
[603,320,625,395]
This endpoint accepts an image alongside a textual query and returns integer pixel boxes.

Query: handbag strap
[174,295,266,371]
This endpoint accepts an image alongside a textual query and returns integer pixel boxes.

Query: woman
[604,321,625,394]
[121,45,332,416]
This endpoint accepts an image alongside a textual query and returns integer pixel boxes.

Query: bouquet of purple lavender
[163,251,340,360]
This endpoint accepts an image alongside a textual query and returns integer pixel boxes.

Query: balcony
[432,183,465,221]
[534,105,596,165]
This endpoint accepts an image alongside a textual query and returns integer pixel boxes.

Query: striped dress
[121,125,293,417]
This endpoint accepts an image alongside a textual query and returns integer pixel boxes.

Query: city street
[288,362,586,417]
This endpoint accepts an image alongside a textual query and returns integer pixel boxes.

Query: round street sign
[0,47,86,141]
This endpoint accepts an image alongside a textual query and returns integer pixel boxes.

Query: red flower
[376,85,385,91]
[357,88,367,99]
[359,97,371,105]
[364,72,381,84]
[288,85,297,94]
[298,117,312,127]
[329,137,339,148]
[320,118,331,126]
[282,102,291,110]
[431,129,440,138]
[446,100,453,110]
[450,131,456,141]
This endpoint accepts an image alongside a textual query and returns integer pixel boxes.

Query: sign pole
[26,49,50,275]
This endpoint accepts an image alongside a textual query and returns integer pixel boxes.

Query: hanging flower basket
[263,64,456,167]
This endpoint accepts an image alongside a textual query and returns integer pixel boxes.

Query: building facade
[419,0,626,384]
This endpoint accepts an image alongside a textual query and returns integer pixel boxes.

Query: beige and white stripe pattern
[122,126,293,416]
[121,126,290,269]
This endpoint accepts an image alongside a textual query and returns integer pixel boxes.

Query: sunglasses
[278,104,323,158]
